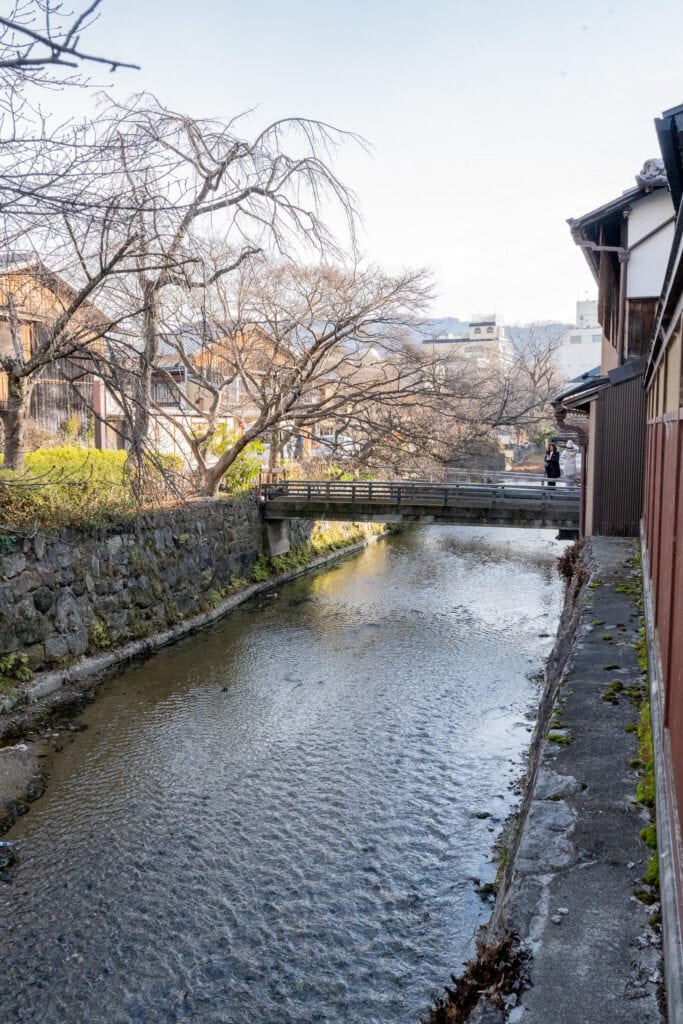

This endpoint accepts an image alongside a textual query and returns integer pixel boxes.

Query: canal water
[1,526,565,1024]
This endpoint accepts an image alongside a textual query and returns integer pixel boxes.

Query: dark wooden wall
[592,374,647,536]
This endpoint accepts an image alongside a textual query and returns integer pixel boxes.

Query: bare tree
[87,95,363,464]
[506,321,568,422]
[141,259,437,494]
[0,1,137,82]
[0,191,143,471]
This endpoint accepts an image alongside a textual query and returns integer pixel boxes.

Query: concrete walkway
[492,538,663,1023]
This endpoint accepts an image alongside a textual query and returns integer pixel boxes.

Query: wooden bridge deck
[259,477,580,531]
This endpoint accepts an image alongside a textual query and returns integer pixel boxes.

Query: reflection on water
[0,527,565,1024]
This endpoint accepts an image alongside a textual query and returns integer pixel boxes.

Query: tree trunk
[2,373,31,472]
[268,428,280,474]
[201,431,260,497]
[133,282,159,451]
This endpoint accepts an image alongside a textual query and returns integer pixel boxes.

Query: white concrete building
[423,313,513,371]
[557,300,603,384]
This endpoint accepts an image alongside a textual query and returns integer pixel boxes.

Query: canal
[1,525,566,1024]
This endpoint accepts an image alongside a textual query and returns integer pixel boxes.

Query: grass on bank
[617,556,661,899]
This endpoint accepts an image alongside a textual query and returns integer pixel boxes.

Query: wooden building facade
[640,108,683,1003]
[563,166,675,537]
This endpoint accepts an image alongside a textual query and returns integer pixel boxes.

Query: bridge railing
[258,478,579,507]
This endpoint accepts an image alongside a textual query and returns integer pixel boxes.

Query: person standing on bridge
[560,439,579,487]
[544,443,561,487]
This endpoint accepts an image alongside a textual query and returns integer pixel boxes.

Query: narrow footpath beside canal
[0,525,566,1024]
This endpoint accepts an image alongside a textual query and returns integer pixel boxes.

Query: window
[592,334,601,343]
[151,382,176,405]
[474,327,481,334]
[569,334,583,345]
[487,326,494,334]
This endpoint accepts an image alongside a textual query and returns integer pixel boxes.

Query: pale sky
[41,0,683,324]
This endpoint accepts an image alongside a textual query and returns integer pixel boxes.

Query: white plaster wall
[557,324,602,383]
[558,342,601,384]
[627,190,676,298]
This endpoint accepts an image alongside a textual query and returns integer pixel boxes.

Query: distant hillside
[425,316,470,337]
[506,322,573,351]
[410,317,469,341]
[410,318,574,348]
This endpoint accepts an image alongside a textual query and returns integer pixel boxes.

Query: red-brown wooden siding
[645,411,683,831]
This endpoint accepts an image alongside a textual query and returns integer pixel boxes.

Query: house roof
[0,252,41,273]
[568,185,643,239]
[0,253,110,326]
[567,175,669,282]
[553,358,646,414]
[567,365,602,385]
[655,103,683,208]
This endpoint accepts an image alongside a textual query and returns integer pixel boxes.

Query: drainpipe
[616,250,629,366]
[576,214,674,368]
[575,239,629,365]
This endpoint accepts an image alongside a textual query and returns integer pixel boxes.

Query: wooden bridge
[259,476,580,544]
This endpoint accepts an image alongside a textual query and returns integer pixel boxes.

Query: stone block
[44,633,69,663]
[107,611,130,638]
[66,628,89,657]
[54,591,84,634]
[15,609,48,645]
[33,587,55,614]
[106,535,122,555]
[23,643,46,670]
[94,595,121,615]
[2,553,26,578]
[38,568,56,589]
[176,593,196,615]
[12,571,43,599]
[57,548,79,569]
[0,622,20,654]
[33,534,46,560]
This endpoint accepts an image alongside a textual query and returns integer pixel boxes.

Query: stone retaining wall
[0,495,310,677]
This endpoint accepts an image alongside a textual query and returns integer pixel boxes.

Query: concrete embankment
[467,537,664,1023]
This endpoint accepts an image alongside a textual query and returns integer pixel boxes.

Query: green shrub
[88,619,112,652]
[0,447,188,529]
[0,447,132,528]
[0,652,32,692]
[251,554,271,582]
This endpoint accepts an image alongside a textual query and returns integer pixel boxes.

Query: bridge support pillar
[266,519,291,556]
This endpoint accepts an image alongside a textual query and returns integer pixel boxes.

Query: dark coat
[544,450,561,479]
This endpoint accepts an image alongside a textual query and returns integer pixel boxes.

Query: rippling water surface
[1,526,565,1024]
